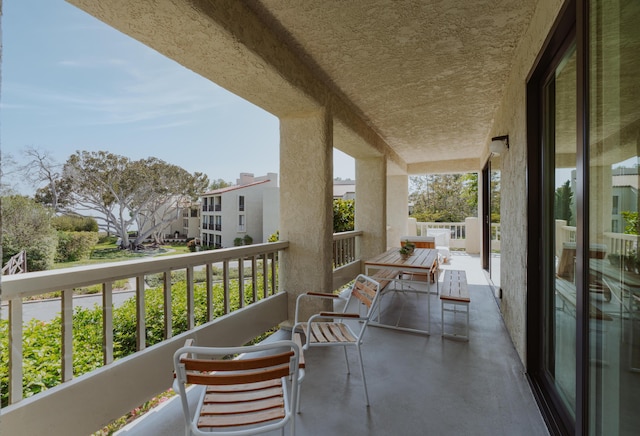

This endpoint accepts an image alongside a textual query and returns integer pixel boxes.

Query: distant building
[333,179,355,200]
[612,167,640,233]
[138,198,201,242]
[200,172,279,248]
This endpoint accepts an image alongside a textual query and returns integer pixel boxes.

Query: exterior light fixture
[490,135,509,155]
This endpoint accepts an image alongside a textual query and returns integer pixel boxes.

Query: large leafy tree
[409,174,477,222]
[20,147,72,212]
[61,151,209,248]
[208,178,232,191]
[333,199,355,232]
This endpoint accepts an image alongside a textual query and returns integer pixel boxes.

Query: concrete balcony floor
[117,253,548,436]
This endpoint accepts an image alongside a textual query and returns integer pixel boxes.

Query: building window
[612,196,619,215]
[214,196,221,211]
[238,195,245,212]
[215,234,222,248]
[215,215,222,231]
[238,214,246,232]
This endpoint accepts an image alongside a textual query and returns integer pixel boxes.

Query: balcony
[110,253,547,435]
[0,231,546,435]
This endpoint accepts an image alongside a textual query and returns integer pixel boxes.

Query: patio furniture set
[172,247,471,435]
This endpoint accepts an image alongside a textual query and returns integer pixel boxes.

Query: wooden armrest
[306,292,339,298]
[318,312,360,318]
[293,333,305,369]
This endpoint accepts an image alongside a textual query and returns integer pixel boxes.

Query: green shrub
[56,231,100,262]
[52,215,99,232]
[2,195,58,271]
[0,271,277,408]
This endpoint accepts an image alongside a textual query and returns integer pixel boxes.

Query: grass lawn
[53,241,191,269]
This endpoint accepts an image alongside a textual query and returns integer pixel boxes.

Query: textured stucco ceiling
[248,0,538,168]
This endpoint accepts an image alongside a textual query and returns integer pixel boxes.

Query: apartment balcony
[0,234,545,435]
[115,253,546,436]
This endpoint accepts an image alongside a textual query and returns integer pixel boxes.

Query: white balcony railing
[555,221,640,259]
[1,243,286,404]
[0,233,368,435]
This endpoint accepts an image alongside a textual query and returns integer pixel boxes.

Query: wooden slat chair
[173,339,302,436]
[292,274,381,406]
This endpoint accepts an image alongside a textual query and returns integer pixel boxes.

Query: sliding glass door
[588,1,640,434]
[528,1,640,434]
[541,41,579,420]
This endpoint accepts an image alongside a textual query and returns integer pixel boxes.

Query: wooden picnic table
[365,248,439,335]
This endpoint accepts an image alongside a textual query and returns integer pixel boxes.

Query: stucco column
[387,174,409,248]
[279,110,334,323]
[355,157,387,262]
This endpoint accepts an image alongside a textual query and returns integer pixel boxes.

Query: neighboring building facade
[200,173,278,248]
[612,167,640,234]
[138,199,201,242]
[333,179,356,200]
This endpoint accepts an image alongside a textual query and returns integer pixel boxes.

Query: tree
[621,211,640,235]
[209,179,232,191]
[333,199,354,232]
[1,195,58,271]
[554,180,573,225]
[20,147,72,212]
[409,174,477,222]
[0,152,18,194]
[61,151,209,249]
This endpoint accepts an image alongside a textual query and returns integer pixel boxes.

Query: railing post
[223,260,230,314]
[186,267,194,330]
[61,289,74,382]
[271,252,277,294]
[206,264,214,322]
[9,298,23,404]
[251,256,258,303]
[238,257,245,308]
[136,275,146,351]
[103,281,114,365]
[163,271,173,338]
[262,253,269,298]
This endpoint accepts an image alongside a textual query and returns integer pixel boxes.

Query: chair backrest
[173,340,300,435]
[345,274,381,316]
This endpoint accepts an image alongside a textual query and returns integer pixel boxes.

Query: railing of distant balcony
[1,242,286,406]
[556,223,639,259]
[416,221,466,249]
[415,220,501,251]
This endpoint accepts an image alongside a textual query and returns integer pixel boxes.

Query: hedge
[0,274,275,408]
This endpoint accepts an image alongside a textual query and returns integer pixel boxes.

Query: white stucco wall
[262,187,280,242]
[489,0,566,364]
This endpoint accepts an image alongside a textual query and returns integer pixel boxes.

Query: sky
[0,0,355,195]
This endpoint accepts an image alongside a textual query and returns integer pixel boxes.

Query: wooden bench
[371,268,401,292]
[440,270,470,340]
